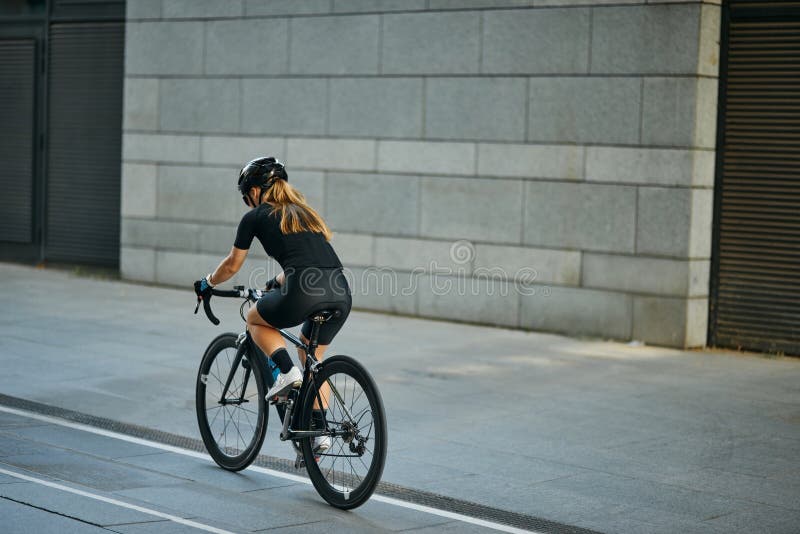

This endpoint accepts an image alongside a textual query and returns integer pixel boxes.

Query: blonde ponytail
[263,180,333,241]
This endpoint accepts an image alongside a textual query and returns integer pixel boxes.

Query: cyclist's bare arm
[208,246,284,287]
[208,247,248,286]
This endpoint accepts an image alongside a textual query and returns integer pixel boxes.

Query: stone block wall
[121,0,721,348]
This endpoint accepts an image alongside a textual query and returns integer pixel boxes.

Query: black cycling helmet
[237,156,288,197]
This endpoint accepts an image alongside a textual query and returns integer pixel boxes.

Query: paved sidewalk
[1,262,799,534]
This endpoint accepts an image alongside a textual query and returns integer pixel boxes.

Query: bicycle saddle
[311,308,342,322]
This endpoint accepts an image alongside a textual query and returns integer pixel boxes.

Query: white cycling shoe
[313,435,331,453]
[265,366,302,400]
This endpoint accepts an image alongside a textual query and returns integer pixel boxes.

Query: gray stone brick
[330,232,373,266]
[333,0,426,12]
[121,246,156,282]
[125,21,204,75]
[289,170,325,216]
[121,218,235,256]
[382,12,480,74]
[686,297,708,347]
[641,77,690,146]
[695,77,719,149]
[417,273,519,328]
[162,0,243,18]
[242,79,327,136]
[378,140,474,175]
[287,138,376,171]
[289,15,379,75]
[201,136,286,166]
[693,150,715,188]
[428,0,534,8]
[586,147,710,187]
[637,187,712,258]
[689,188,713,259]
[699,4,721,76]
[375,237,473,274]
[582,253,693,296]
[528,78,640,144]
[121,163,157,218]
[633,296,689,346]
[474,244,581,286]
[157,165,243,224]
[245,0,331,15]
[520,285,632,339]
[689,260,710,297]
[420,177,523,243]
[591,4,700,74]
[123,78,158,131]
[478,143,583,180]
[122,133,201,163]
[347,266,417,315]
[637,187,689,257]
[205,19,288,75]
[326,172,418,235]
[127,0,161,19]
[156,250,221,286]
[160,79,240,133]
[537,0,641,5]
[482,9,590,74]
[524,182,636,253]
[425,78,526,141]
[329,78,423,138]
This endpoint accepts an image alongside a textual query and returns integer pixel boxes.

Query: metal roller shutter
[711,2,800,354]
[0,40,36,244]
[45,22,123,266]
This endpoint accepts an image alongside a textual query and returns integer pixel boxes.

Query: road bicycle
[194,285,387,509]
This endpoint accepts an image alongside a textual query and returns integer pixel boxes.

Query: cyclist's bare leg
[297,334,330,410]
[246,305,286,356]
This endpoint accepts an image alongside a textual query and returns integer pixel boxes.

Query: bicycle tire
[196,333,268,472]
[299,355,387,509]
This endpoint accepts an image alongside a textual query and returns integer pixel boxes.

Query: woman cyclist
[194,157,351,452]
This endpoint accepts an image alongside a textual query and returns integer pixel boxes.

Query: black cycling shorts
[256,267,352,346]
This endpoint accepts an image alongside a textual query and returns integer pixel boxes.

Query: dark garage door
[0,39,36,245]
[710,1,800,355]
[45,22,124,266]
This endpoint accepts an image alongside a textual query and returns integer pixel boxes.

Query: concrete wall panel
[242,79,327,136]
[524,182,637,253]
[160,79,240,133]
[329,78,423,138]
[290,15,379,74]
[528,78,640,144]
[482,9,590,74]
[420,177,523,243]
[205,19,288,75]
[326,173,419,235]
[426,78,527,141]
[126,21,203,75]
[591,4,700,74]
[382,12,480,74]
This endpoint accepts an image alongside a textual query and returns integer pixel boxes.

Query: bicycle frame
[216,312,346,443]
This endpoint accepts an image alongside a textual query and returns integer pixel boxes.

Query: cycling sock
[269,347,294,374]
[311,409,327,430]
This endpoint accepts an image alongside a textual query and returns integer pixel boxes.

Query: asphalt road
[1,262,799,533]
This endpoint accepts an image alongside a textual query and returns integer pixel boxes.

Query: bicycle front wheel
[300,355,387,509]
[196,333,267,471]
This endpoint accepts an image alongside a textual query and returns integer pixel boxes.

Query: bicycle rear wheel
[196,333,267,471]
[299,355,387,509]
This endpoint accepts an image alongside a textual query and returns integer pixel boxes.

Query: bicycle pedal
[294,454,305,469]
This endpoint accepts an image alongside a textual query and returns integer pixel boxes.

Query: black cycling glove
[265,276,281,291]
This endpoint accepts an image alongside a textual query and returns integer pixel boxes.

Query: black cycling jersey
[233,203,343,270]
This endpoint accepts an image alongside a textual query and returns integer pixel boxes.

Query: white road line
[0,405,539,534]
[0,467,236,534]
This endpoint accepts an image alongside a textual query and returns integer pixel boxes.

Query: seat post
[307,316,323,359]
